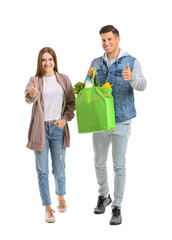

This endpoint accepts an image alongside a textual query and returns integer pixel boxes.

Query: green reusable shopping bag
[75,71,116,133]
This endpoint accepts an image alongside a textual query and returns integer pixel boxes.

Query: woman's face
[41,52,55,76]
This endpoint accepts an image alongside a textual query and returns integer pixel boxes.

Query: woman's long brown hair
[35,47,58,76]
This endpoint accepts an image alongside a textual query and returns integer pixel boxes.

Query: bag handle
[91,70,100,87]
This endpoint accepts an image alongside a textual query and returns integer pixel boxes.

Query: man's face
[101,31,120,54]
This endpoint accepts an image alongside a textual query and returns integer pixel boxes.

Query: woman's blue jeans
[34,121,66,206]
[93,122,131,208]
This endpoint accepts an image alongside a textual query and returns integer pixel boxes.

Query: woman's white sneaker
[45,209,55,223]
[57,196,67,213]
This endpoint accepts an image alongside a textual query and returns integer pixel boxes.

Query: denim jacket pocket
[114,68,123,76]
[97,69,107,83]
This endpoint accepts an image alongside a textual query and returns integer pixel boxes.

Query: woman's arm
[62,75,75,122]
[25,77,38,104]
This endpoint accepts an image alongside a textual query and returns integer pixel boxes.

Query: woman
[25,47,75,223]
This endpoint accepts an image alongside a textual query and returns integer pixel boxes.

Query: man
[87,25,146,225]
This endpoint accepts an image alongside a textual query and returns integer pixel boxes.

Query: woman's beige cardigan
[25,72,75,151]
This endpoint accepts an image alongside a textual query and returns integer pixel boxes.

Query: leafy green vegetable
[95,80,102,87]
[73,82,85,94]
[94,75,102,87]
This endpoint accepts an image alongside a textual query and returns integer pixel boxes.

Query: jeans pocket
[57,124,64,131]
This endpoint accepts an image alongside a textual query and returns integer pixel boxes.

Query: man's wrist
[129,73,135,82]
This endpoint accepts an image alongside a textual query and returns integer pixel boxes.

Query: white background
[0,0,172,239]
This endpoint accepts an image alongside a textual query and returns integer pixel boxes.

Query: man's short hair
[99,25,119,37]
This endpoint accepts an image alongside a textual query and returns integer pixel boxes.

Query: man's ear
[117,36,120,44]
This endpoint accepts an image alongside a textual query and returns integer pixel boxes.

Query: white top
[43,75,63,121]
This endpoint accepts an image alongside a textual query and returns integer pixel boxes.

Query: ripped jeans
[34,121,66,206]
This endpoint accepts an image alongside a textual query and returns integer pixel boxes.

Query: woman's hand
[29,82,37,97]
[53,119,67,129]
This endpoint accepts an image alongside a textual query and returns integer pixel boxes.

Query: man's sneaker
[109,206,122,225]
[45,209,55,223]
[94,194,112,214]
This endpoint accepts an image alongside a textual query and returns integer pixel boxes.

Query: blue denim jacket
[90,55,136,122]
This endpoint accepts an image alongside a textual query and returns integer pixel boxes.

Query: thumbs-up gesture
[122,63,132,81]
[29,82,37,97]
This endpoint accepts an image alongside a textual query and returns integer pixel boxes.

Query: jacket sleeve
[25,77,39,104]
[62,76,75,122]
[129,59,147,91]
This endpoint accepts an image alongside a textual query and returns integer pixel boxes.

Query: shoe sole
[57,208,67,213]
[45,219,56,223]
[94,198,112,214]
[109,217,122,225]
[109,222,122,225]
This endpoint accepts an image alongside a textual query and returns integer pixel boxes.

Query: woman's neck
[44,71,55,77]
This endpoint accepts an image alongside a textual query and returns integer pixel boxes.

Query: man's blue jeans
[34,121,66,206]
[93,122,131,208]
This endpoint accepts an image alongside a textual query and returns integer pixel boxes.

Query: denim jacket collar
[102,49,130,66]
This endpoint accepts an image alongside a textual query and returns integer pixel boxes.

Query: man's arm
[129,59,147,91]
